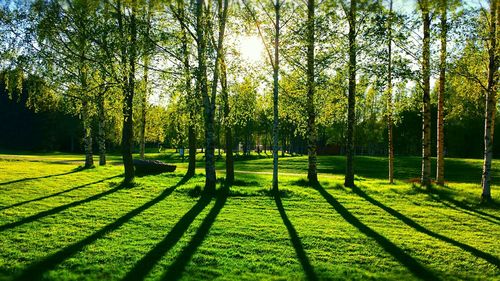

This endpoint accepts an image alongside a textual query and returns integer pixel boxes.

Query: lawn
[0,151,499,280]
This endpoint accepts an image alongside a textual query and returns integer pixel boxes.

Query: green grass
[0,152,499,280]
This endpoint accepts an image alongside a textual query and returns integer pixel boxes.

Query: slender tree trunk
[121,3,137,184]
[82,100,94,169]
[177,1,197,178]
[221,55,234,183]
[420,0,432,187]
[436,0,447,185]
[140,57,148,160]
[307,0,318,184]
[481,0,498,202]
[197,0,220,193]
[79,35,92,169]
[387,0,394,184]
[98,93,106,166]
[281,135,285,157]
[272,1,281,192]
[187,119,197,176]
[344,0,356,188]
[140,2,152,160]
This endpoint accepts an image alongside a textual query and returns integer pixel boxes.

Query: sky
[392,0,490,14]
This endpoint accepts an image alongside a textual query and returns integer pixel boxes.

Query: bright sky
[237,35,266,64]
[392,0,489,14]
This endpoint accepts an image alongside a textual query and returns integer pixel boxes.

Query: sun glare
[238,35,265,64]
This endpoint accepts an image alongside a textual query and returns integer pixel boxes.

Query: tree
[344,0,357,188]
[221,45,234,183]
[30,0,103,169]
[481,0,499,201]
[419,0,432,187]
[139,1,154,160]
[210,0,230,184]
[272,0,281,192]
[169,0,199,178]
[307,0,318,184]
[387,0,394,184]
[110,0,139,184]
[196,0,228,193]
[436,0,448,185]
[242,0,281,192]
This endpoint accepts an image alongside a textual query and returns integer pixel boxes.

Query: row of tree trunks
[344,0,356,188]
[481,0,499,202]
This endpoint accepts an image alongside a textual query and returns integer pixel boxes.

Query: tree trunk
[82,100,94,169]
[387,0,394,184]
[197,0,225,194]
[436,0,447,185]
[121,2,136,185]
[140,3,152,160]
[344,0,356,188]
[481,0,498,202]
[140,57,148,160]
[98,93,106,166]
[307,0,318,184]
[177,1,197,178]
[221,55,234,183]
[420,0,431,187]
[272,1,281,192]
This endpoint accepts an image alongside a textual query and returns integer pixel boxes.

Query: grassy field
[0,151,499,280]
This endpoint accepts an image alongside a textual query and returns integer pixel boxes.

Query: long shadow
[121,194,213,281]
[160,189,227,281]
[351,186,500,268]
[314,184,439,281]
[0,175,121,211]
[0,168,82,187]
[14,176,190,281]
[0,180,124,233]
[418,186,500,224]
[435,198,500,225]
[274,193,318,281]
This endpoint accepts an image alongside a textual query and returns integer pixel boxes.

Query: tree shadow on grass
[274,192,318,281]
[13,175,191,281]
[314,183,439,281]
[351,185,500,268]
[121,193,213,281]
[160,187,228,281]
[411,184,500,224]
[0,180,125,233]
[0,167,84,187]
[0,175,122,212]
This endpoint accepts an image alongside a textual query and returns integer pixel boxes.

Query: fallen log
[133,159,176,175]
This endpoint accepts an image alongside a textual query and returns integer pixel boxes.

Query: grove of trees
[0,0,498,200]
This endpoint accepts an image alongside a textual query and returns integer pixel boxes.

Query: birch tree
[481,0,499,201]
[419,0,432,187]
[344,0,357,188]
[307,0,318,184]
